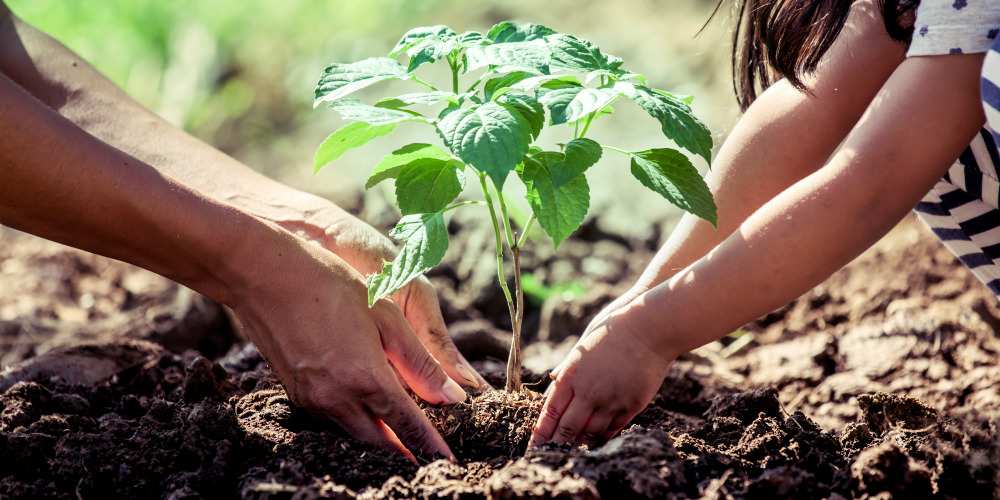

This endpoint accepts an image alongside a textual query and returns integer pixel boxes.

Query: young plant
[312,21,716,392]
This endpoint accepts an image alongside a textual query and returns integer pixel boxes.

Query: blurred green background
[7,0,739,237]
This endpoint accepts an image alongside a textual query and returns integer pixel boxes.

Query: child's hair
[714,0,919,110]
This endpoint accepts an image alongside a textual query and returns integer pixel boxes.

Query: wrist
[176,206,283,307]
[220,187,330,228]
[221,188,394,275]
[615,292,682,364]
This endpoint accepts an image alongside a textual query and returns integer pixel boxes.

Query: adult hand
[234,192,490,391]
[228,223,468,460]
[0,8,485,459]
[528,301,674,448]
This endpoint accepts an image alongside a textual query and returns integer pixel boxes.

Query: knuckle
[428,326,456,351]
[543,403,563,420]
[556,425,577,440]
[352,379,384,402]
[415,351,445,383]
[554,363,578,383]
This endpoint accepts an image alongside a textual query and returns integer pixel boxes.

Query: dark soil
[0,216,998,499]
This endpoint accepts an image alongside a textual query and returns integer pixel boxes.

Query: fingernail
[442,378,467,404]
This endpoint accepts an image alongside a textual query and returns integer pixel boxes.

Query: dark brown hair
[714,0,919,110]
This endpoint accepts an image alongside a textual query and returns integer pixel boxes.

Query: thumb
[374,301,467,405]
[399,278,491,390]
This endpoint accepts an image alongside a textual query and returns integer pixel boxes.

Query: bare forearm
[0,11,337,223]
[630,1,906,294]
[630,56,985,359]
[0,73,268,303]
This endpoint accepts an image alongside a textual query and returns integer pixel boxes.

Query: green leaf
[390,25,455,57]
[466,40,550,74]
[518,153,590,247]
[484,71,534,100]
[650,87,694,105]
[553,138,602,185]
[375,91,458,109]
[584,69,646,86]
[456,31,487,48]
[436,101,533,188]
[511,74,581,92]
[315,58,409,106]
[366,212,449,305]
[496,92,544,139]
[568,87,620,124]
[537,85,576,125]
[328,99,425,125]
[486,21,556,43]
[546,34,623,72]
[406,35,458,72]
[619,83,713,164]
[313,122,395,172]
[366,143,456,189]
[630,148,716,225]
[395,158,465,214]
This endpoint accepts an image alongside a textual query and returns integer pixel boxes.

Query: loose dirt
[0,216,997,499]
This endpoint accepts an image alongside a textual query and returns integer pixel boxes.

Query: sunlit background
[8,0,739,239]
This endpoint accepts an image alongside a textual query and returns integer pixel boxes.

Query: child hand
[528,301,675,447]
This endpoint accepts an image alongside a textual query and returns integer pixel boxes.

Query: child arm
[532,52,987,447]
[594,1,907,324]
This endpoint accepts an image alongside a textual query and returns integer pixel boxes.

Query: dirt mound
[0,216,997,498]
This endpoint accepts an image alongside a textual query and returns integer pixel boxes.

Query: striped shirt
[909,1,1000,295]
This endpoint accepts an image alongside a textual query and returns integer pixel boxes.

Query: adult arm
[0,5,487,391]
[0,5,478,460]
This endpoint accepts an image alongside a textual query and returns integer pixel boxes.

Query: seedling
[313,21,716,392]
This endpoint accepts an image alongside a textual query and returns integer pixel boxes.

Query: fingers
[549,399,592,445]
[365,382,455,461]
[604,410,633,441]
[325,402,416,461]
[529,381,573,447]
[401,279,491,390]
[375,301,467,405]
[580,411,614,447]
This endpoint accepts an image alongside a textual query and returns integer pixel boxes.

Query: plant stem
[478,173,517,350]
[578,111,596,138]
[412,76,439,91]
[478,172,525,392]
[449,58,459,94]
[443,200,484,212]
[494,184,516,249]
[603,144,632,156]
[493,185,534,392]
[492,184,526,391]
[465,75,485,94]
[516,215,536,248]
[508,245,524,391]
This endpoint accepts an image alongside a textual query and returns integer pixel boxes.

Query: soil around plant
[0,217,998,499]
